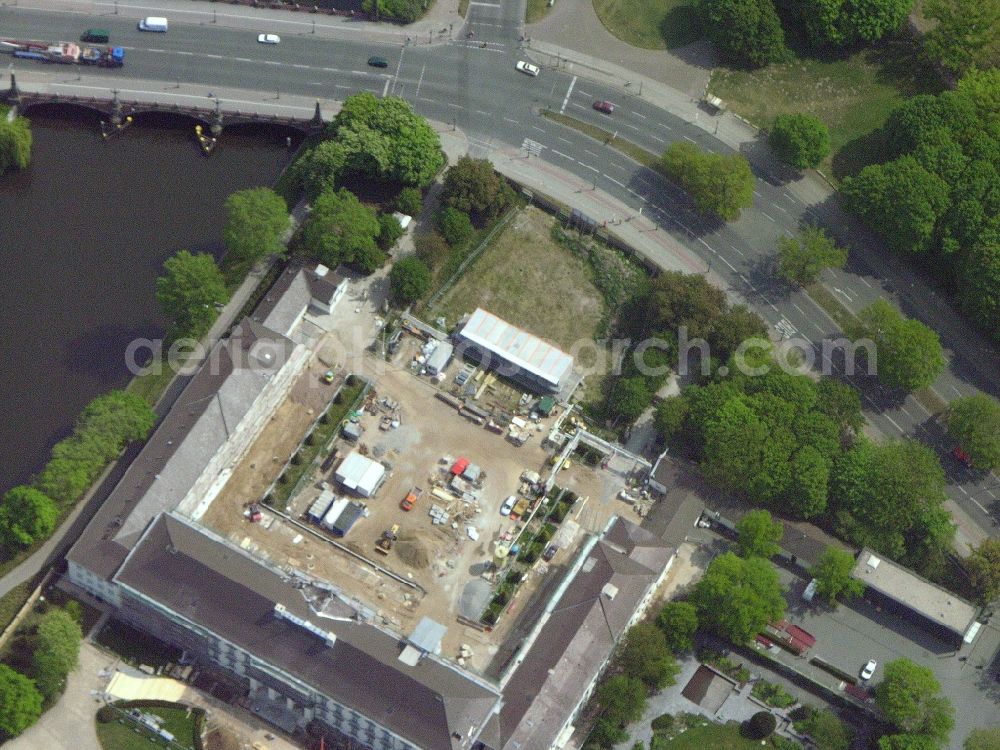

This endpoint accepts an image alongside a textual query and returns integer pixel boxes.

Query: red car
[593,100,615,114]
[954,446,973,467]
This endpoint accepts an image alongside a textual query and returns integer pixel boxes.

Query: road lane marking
[550,149,571,159]
[382,78,391,98]
[648,134,665,143]
[632,112,646,119]
[753,190,763,198]
[584,149,600,158]
[578,162,600,173]
[415,63,425,98]
[761,211,776,222]
[683,135,696,143]
[503,117,519,124]
[858,277,874,288]
[729,244,745,257]
[560,76,577,115]
[532,125,546,132]
[607,177,626,188]
[578,89,593,97]
[468,1,502,6]
[557,136,571,144]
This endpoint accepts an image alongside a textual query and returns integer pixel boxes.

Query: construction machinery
[375,524,399,555]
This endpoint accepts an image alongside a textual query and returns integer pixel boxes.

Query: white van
[138,16,168,32]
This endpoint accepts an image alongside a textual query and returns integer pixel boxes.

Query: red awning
[450,458,470,475]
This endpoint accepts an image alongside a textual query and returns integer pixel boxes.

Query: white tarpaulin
[106,671,187,702]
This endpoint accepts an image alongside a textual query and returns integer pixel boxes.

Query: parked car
[322,370,335,384]
[954,446,973,467]
[593,100,615,114]
[500,495,517,516]
[368,56,389,68]
[860,659,877,681]
[542,545,558,562]
[515,60,540,77]
[257,33,281,44]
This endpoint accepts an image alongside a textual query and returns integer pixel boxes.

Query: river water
[0,106,294,496]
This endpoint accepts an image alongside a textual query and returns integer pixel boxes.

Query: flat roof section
[335,452,385,496]
[852,549,979,639]
[458,308,573,388]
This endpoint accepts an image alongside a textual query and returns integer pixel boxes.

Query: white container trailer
[321,497,350,530]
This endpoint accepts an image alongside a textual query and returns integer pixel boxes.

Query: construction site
[195,310,654,678]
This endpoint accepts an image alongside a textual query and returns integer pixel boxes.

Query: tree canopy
[948,394,1000,470]
[618,623,680,690]
[441,157,516,226]
[793,705,854,750]
[155,250,229,342]
[32,608,82,700]
[922,0,1000,76]
[810,546,864,604]
[395,186,423,217]
[845,300,946,392]
[841,69,1000,343]
[770,113,831,169]
[298,188,384,273]
[736,509,784,558]
[361,0,426,22]
[794,0,914,47]
[692,552,785,642]
[328,93,443,187]
[875,659,954,744]
[696,0,787,67]
[656,601,699,653]
[437,207,475,247]
[831,438,953,575]
[222,187,289,276]
[966,539,1000,605]
[777,225,848,286]
[0,114,32,175]
[591,675,647,747]
[0,486,58,549]
[389,256,432,304]
[659,141,755,220]
[965,728,1000,750]
[0,665,42,739]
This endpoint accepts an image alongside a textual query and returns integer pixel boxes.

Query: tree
[389,257,432,304]
[326,94,443,187]
[966,728,1000,750]
[787,445,831,518]
[879,734,941,750]
[77,390,156,450]
[770,114,831,169]
[0,665,42,739]
[796,0,914,47]
[948,395,1000,470]
[793,706,854,750]
[810,546,864,604]
[361,0,425,22]
[0,115,32,175]
[437,207,475,247]
[743,710,777,739]
[595,675,647,735]
[966,539,1000,605]
[841,157,951,256]
[298,188,384,273]
[395,186,423,216]
[441,156,516,226]
[296,139,348,199]
[692,552,785,642]
[815,378,864,435]
[845,300,946,392]
[0,486,57,548]
[619,623,680,690]
[32,608,82,700]
[377,213,406,251]
[876,659,955,743]
[923,0,1000,76]
[776,225,848,286]
[155,250,229,341]
[656,601,699,653]
[697,0,787,67]
[222,188,288,275]
[736,510,783,558]
[609,377,652,424]
[659,142,754,221]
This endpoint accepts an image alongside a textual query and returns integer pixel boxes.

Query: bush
[389,256,432,304]
[377,213,406,252]
[438,207,475,248]
[742,710,777,739]
[96,705,117,723]
[651,713,675,732]
[415,231,451,272]
[769,114,831,169]
[395,187,423,216]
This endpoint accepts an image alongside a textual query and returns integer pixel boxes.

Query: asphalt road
[2,2,999,535]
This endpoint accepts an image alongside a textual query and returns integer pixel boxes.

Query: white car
[257,33,281,44]
[515,60,540,77]
[500,495,517,516]
[860,660,877,681]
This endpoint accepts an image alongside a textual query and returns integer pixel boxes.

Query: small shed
[536,396,556,417]
[336,452,386,497]
[450,457,470,476]
[307,489,336,524]
[321,497,350,530]
[462,463,482,483]
[330,502,365,537]
[342,421,362,442]
[425,342,454,376]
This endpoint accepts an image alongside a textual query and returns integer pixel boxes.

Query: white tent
[335,452,386,497]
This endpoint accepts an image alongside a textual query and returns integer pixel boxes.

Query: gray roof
[67,320,295,580]
[116,514,503,750]
[254,263,344,336]
[494,518,673,750]
[852,548,979,638]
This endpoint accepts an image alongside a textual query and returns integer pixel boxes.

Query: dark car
[368,56,389,68]
[543,545,558,562]
[593,100,615,114]
[82,28,110,43]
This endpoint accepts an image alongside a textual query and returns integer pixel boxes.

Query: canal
[0,106,294,496]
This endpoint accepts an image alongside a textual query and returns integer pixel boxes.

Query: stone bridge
[3,74,326,139]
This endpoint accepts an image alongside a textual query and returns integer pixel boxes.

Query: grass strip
[0,578,39,634]
[525,0,552,23]
[805,281,858,332]
[913,387,949,416]
[541,110,659,168]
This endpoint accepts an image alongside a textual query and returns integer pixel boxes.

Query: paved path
[527,0,714,99]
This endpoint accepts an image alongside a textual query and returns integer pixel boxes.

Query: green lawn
[650,722,778,750]
[592,0,699,49]
[97,706,198,750]
[525,0,553,23]
[709,37,942,180]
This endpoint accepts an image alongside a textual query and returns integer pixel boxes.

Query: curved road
[2,0,998,541]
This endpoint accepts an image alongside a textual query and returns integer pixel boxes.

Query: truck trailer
[1,39,124,67]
